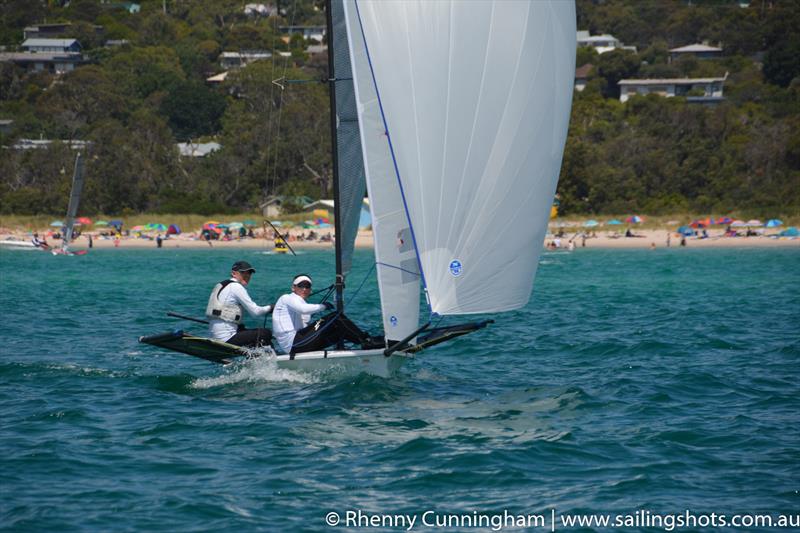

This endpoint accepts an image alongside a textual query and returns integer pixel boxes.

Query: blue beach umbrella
[583,220,599,227]
[765,219,783,228]
[677,226,696,236]
[779,227,798,237]
[50,220,63,227]
[606,219,622,225]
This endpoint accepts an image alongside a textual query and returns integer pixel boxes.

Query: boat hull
[139,331,409,377]
[275,349,409,378]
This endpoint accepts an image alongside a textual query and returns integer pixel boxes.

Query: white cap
[292,275,312,286]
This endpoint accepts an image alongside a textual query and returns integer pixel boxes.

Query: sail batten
[349,0,576,316]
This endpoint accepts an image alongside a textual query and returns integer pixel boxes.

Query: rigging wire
[265,0,300,201]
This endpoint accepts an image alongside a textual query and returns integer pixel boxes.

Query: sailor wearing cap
[206,261,273,347]
[272,274,378,355]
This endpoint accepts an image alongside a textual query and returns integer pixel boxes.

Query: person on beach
[156,234,163,248]
[272,274,380,355]
[206,261,273,347]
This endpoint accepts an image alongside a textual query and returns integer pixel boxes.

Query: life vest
[205,280,243,323]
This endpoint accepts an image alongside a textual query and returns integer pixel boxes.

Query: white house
[577,31,637,54]
[618,73,728,103]
[176,142,221,157]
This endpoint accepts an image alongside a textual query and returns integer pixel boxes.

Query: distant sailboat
[140,0,576,377]
[53,152,88,256]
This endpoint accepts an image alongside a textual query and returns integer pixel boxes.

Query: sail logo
[390,316,398,327]
[449,260,463,277]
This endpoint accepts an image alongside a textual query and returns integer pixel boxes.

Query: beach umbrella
[583,220,599,227]
[131,225,145,231]
[109,220,124,230]
[145,223,167,232]
[76,217,92,225]
[716,216,733,225]
[677,226,696,236]
[765,219,783,228]
[730,220,747,227]
[606,219,622,225]
[243,220,258,227]
[50,220,64,227]
[204,220,220,225]
[94,220,109,227]
[625,215,643,223]
[227,222,244,229]
[167,224,181,235]
[779,227,798,237]
[746,219,763,227]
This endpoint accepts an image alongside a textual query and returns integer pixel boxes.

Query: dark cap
[231,261,256,273]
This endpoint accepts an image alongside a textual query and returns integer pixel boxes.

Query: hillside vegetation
[0,0,798,218]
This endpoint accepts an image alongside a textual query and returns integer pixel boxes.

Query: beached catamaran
[140,0,576,377]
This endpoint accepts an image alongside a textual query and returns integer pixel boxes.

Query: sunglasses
[295,282,312,289]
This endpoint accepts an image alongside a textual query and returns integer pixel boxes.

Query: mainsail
[329,0,367,277]
[344,0,421,342]
[61,152,85,253]
[347,0,576,316]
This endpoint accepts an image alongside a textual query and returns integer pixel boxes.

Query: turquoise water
[1,247,798,532]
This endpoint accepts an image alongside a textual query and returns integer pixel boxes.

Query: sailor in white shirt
[206,261,273,347]
[272,274,375,355]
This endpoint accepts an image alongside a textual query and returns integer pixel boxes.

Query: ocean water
[1,246,798,532]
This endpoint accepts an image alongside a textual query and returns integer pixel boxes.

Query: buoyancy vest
[205,280,243,323]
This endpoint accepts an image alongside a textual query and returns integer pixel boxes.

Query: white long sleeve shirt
[271,293,327,353]
[208,279,272,341]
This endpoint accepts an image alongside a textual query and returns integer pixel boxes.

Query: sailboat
[140,0,576,377]
[52,152,88,256]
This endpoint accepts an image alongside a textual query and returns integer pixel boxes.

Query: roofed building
[618,73,728,103]
[669,43,723,62]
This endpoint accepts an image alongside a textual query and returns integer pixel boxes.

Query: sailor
[206,261,273,347]
[31,232,48,249]
[272,274,379,355]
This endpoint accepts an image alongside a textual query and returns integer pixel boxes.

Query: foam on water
[190,352,318,388]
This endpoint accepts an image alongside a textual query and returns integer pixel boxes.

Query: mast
[326,0,345,316]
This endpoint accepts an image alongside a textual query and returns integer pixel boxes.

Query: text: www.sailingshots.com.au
[324,509,800,531]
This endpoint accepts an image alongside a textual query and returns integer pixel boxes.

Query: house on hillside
[218,50,272,69]
[0,38,85,73]
[0,119,14,135]
[244,3,278,17]
[24,23,72,39]
[22,38,82,53]
[618,73,728,103]
[176,142,221,157]
[575,63,593,91]
[10,139,90,150]
[669,43,723,62]
[280,25,326,42]
[577,31,637,54]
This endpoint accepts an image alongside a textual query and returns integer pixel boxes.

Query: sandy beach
[1,227,797,250]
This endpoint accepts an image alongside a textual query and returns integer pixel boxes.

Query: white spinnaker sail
[350,0,576,315]
[344,0,421,342]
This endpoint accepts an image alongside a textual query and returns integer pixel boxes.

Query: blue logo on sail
[390,315,398,327]
[449,260,463,277]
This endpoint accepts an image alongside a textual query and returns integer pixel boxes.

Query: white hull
[0,240,39,250]
[272,348,411,378]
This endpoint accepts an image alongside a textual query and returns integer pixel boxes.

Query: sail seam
[352,0,431,312]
